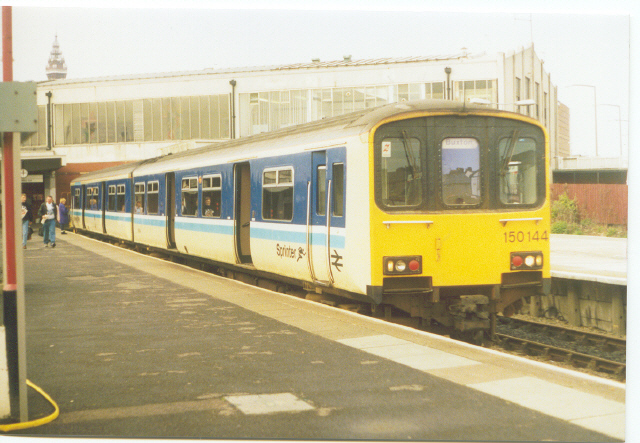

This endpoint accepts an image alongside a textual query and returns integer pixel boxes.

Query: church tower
[46,35,67,80]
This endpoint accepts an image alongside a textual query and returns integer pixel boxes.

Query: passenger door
[234,162,252,264]
[166,172,176,249]
[308,149,346,285]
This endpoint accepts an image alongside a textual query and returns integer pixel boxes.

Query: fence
[550,183,628,226]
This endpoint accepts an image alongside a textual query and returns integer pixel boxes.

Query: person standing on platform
[21,193,33,249]
[58,197,69,234]
[38,195,58,248]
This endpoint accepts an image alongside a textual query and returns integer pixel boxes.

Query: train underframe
[378,275,551,342]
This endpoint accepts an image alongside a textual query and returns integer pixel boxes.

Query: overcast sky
[2,0,635,158]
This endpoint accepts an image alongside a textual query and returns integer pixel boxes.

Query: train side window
[262,167,294,221]
[202,175,222,217]
[117,184,126,212]
[379,135,423,207]
[108,185,116,211]
[87,187,98,210]
[181,177,198,216]
[441,138,481,206]
[73,189,80,209]
[332,163,344,217]
[134,183,145,214]
[147,181,159,214]
[316,166,326,215]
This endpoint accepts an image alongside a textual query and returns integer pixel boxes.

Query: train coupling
[449,294,490,332]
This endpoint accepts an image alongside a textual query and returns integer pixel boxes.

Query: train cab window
[498,134,538,205]
[117,184,126,212]
[202,175,222,217]
[262,167,294,221]
[379,135,423,207]
[316,166,327,215]
[181,177,198,216]
[147,181,159,214]
[441,138,481,206]
[108,185,117,211]
[134,183,145,214]
[332,163,345,217]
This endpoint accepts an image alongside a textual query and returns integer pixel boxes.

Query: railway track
[493,316,626,381]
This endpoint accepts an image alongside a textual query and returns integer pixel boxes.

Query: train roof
[73,100,531,182]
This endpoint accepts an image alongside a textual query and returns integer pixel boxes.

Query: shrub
[551,221,568,234]
[551,193,579,224]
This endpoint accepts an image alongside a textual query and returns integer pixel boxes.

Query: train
[70,99,551,341]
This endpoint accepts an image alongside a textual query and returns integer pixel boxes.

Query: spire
[46,34,67,80]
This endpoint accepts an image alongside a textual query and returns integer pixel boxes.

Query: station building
[20,44,560,207]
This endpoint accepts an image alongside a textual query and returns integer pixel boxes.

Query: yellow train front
[364,103,550,339]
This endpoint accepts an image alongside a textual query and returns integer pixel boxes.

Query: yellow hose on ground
[0,379,59,432]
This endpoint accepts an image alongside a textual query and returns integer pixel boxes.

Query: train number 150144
[503,230,549,243]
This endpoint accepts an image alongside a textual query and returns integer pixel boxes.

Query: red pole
[2,6,17,292]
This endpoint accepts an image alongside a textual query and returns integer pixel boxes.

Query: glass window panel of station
[171,97,181,140]
[124,100,134,142]
[190,96,200,139]
[116,101,126,143]
[291,90,308,126]
[219,94,230,139]
[98,102,107,143]
[267,91,279,131]
[72,103,81,144]
[61,104,71,145]
[133,100,144,142]
[107,102,116,143]
[152,98,162,141]
[143,99,153,142]
[353,88,366,111]
[200,95,211,139]
[54,105,64,146]
[89,103,98,143]
[80,103,89,143]
[180,97,190,140]
[210,95,221,139]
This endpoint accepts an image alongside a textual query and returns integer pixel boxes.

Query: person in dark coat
[38,196,58,248]
[21,194,33,249]
[58,197,69,234]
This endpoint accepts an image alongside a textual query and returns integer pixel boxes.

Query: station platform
[550,234,627,285]
[15,232,626,440]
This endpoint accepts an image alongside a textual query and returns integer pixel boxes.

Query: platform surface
[550,234,627,285]
[12,232,627,440]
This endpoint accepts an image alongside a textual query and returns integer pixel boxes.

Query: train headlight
[384,256,422,275]
[524,255,535,267]
[511,251,543,270]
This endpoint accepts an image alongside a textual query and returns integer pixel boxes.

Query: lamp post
[599,103,623,159]
[569,84,598,156]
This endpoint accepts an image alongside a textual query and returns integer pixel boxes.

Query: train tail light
[511,251,543,270]
[384,256,422,275]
